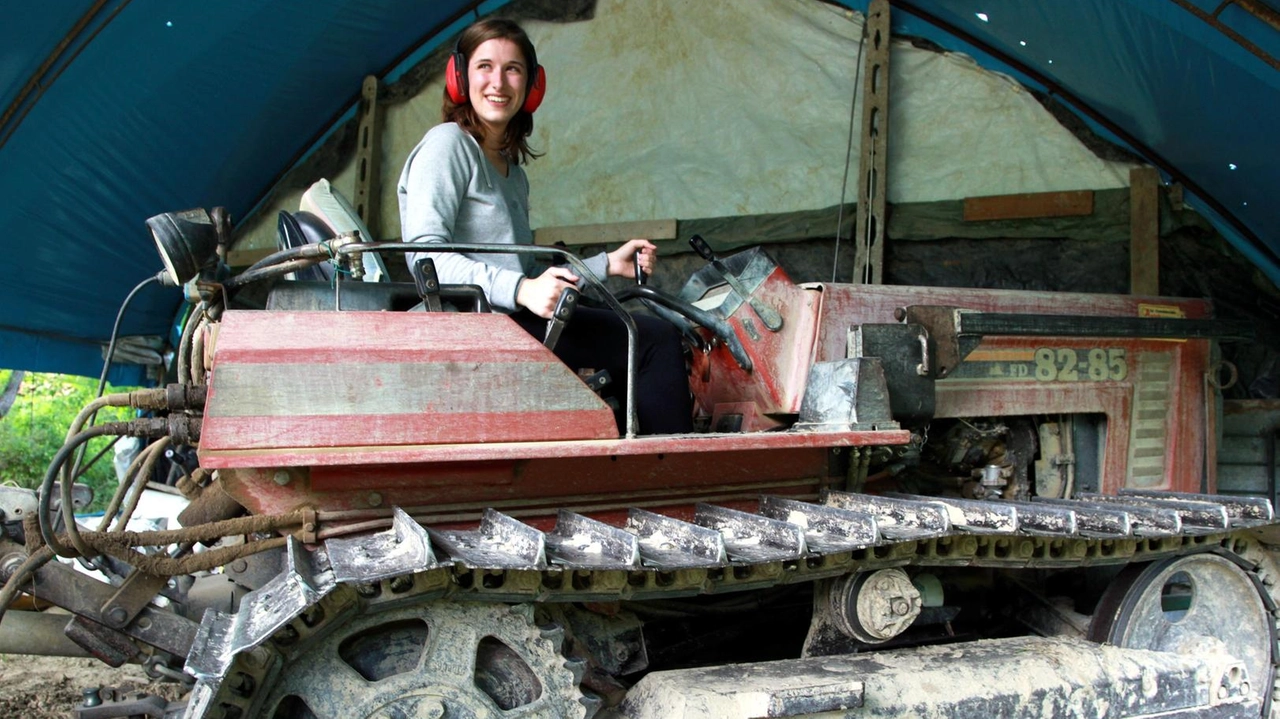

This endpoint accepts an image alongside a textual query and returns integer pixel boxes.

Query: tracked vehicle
[1,207,1277,719]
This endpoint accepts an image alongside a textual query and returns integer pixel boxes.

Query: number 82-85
[1033,347,1128,382]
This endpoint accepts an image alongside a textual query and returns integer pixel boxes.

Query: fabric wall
[239,0,1138,252]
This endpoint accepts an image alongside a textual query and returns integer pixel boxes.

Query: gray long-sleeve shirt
[397,122,606,311]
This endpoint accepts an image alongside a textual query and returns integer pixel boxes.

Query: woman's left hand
[606,239,658,278]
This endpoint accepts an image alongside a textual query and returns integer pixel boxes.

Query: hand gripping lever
[544,286,579,350]
[688,235,783,331]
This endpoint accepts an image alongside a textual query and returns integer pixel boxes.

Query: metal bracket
[100,569,171,631]
[15,554,199,658]
[185,536,335,683]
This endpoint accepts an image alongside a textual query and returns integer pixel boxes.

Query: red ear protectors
[446,40,547,113]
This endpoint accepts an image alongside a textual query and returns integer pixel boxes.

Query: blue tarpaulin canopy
[1,0,1277,382]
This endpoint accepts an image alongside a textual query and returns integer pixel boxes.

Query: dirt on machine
[1,206,1277,719]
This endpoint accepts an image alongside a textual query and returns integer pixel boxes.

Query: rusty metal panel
[215,430,909,518]
[812,284,1215,362]
[199,311,618,460]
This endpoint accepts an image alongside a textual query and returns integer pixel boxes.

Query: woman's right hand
[517,267,580,319]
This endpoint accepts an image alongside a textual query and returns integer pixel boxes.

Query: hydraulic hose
[41,425,113,557]
[223,257,328,290]
[244,242,331,273]
[0,546,56,629]
[40,417,203,558]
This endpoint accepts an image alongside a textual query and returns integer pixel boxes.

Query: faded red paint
[688,265,823,419]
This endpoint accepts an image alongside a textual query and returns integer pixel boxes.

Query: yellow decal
[1138,303,1186,319]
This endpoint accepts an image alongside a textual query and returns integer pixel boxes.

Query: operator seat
[274,178,388,283]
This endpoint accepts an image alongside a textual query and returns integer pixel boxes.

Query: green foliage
[0,370,136,513]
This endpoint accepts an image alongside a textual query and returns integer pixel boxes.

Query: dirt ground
[0,654,187,719]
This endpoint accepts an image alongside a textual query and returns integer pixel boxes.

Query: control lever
[544,286,579,350]
[634,250,646,286]
[412,257,444,312]
[688,234,783,331]
[582,369,611,394]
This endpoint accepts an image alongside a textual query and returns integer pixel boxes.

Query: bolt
[273,471,291,486]
[0,553,26,582]
[421,698,446,718]
[368,492,383,508]
[82,688,103,707]
[389,574,414,594]
[891,598,910,616]
[106,606,129,627]
[230,560,248,574]
[229,672,255,697]
[136,617,152,631]
[243,646,270,670]
[273,625,300,646]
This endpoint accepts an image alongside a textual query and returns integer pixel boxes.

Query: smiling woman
[396,17,694,436]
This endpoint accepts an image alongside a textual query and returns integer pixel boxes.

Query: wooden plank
[962,190,1094,222]
[354,75,382,238]
[1129,166,1160,295]
[852,0,891,284]
[534,219,677,247]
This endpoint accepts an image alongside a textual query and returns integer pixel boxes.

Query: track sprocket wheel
[1089,537,1280,718]
[255,601,592,719]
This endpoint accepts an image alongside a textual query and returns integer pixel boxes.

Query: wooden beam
[534,219,677,247]
[354,75,382,238]
[963,190,1094,222]
[852,0,891,285]
[1129,167,1160,296]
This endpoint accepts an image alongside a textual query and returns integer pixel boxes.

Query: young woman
[397,17,693,435]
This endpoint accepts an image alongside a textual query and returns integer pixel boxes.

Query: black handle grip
[634,250,647,286]
[552,286,579,322]
[689,234,716,262]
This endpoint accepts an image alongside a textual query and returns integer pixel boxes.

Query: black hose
[73,273,164,485]
[223,257,328,290]
[245,243,328,273]
[95,273,164,399]
[40,425,114,558]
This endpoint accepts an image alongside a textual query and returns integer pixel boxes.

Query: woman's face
[467,38,528,135]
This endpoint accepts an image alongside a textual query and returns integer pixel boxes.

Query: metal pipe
[0,610,93,658]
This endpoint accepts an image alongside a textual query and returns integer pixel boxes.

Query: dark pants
[512,307,694,435]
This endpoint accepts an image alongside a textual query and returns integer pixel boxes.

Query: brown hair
[442,18,543,165]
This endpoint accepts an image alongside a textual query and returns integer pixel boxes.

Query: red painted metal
[203,268,1223,529]
[199,310,619,456]
[815,285,1214,495]
[215,438,873,519]
[687,265,823,420]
